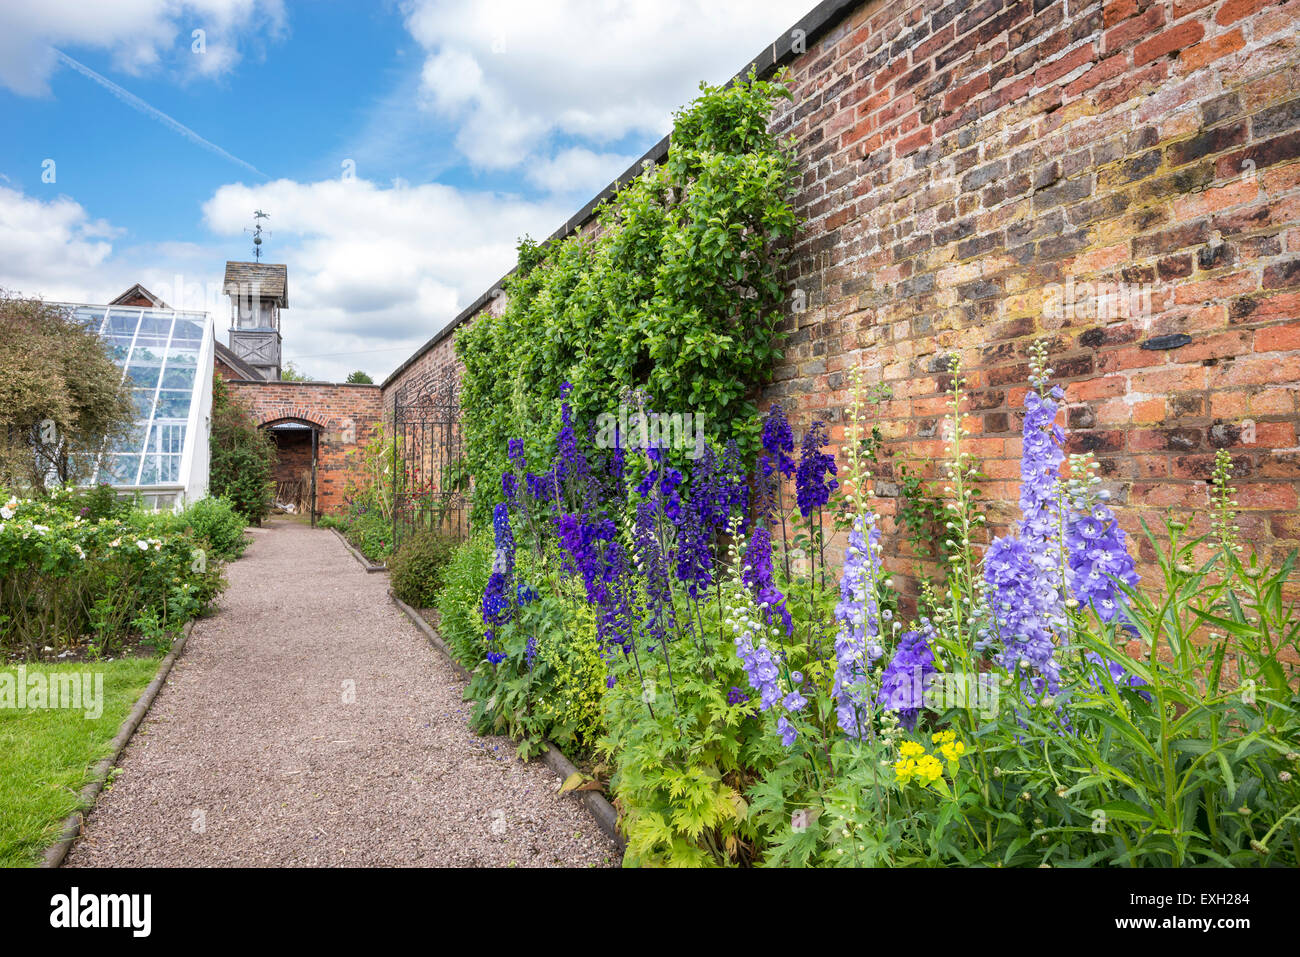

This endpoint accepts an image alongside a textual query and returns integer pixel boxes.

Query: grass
[0,656,162,867]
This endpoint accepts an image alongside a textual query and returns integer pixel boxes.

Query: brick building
[380,0,1300,593]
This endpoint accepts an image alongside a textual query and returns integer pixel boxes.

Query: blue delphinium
[481,502,516,665]
[761,403,796,479]
[1083,650,1150,701]
[831,512,884,737]
[633,499,676,651]
[721,439,750,522]
[731,591,785,715]
[877,625,937,730]
[742,522,793,636]
[795,418,838,518]
[984,384,1068,695]
[1067,502,1138,623]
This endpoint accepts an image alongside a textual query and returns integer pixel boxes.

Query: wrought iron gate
[391,370,468,547]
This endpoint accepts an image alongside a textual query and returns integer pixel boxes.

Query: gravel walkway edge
[389,593,627,854]
[43,619,196,868]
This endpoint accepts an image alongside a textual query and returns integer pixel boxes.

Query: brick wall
[227,381,383,514]
[383,0,1300,598]
[763,0,1300,598]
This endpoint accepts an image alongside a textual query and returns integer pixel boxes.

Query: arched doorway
[261,417,322,525]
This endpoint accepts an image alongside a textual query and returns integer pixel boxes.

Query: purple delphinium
[508,438,526,473]
[481,502,516,664]
[633,499,676,651]
[984,385,1068,696]
[1083,650,1151,702]
[761,403,796,479]
[721,439,750,522]
[727,686,749,706]
[743,522,793,636]
[831,512,884,737]
[502,471,517,501]
[795,418,838,518]
[877,625,938,730]
[733,620,783,711]
[1067,503,1138,623]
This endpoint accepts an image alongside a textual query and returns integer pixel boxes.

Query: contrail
[53,49,267,179]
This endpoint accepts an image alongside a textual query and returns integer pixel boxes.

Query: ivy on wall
[457,69,800,523]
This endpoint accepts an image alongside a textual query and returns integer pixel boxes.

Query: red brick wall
[762,0,1300,596]
[383,0,1300,597]
[214,356,244,382]
[227,381,383,514]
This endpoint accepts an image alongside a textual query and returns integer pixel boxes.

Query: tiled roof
[223,261,288,306]
[110,283,170,308]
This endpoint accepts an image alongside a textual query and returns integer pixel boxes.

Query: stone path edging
[42,619,195,868]
[388,592,626,854]
[331,527,387,572]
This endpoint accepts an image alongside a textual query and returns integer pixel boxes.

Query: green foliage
[279,362,309,381]
[599,577,776,867]
[208,376,275,525]
[435,532,494,665]
[389,530,456,607]
[456,70,799,524]
[437,535,609,759]
[177,495,248,561]
[0,491,226,658]
[0,293,135,493]
[319,505,392,562]
[345,370,373,384]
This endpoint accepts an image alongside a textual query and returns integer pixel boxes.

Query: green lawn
[0,657,162,867]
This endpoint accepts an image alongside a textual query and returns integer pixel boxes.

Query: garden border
[331,527,387,573]
[388,592,626,854]
[42,618,196,868]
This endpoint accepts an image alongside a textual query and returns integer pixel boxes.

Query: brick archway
[225,381,383,516]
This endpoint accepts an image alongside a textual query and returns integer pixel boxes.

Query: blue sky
[0,1,808,381]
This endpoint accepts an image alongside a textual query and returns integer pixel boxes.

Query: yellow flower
[932,729,956,746]
[899,740,925,758]
[916,754,944,784]
[893,757,917,784]
[940,740,966,762]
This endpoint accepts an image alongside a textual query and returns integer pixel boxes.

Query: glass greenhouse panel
[54,303,215,506]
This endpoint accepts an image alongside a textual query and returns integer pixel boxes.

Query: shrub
[389,531,457,607]
[0,293,135,493]
[0,492,226,658]
[209,376,275,525]
[320,502,392,562]
[179,495,248,561]
[436,533,494,666]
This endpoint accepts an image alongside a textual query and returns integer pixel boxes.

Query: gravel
[65,519,618,868]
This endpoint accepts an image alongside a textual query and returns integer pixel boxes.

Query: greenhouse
[60,302,215,510]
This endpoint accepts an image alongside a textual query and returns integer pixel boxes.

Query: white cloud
[200,176,571,380]
[0,187,119,298]
[524,147,637,196]
[0,0,286,96]
[0,176,571,382]
[401,0,809,170]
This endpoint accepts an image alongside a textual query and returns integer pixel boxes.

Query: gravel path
[66,519,618,868]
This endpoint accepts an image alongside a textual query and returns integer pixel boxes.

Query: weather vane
[245,209,271,262]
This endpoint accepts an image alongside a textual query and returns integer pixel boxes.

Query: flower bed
[0,488,235,660]
[436,347,1300,867]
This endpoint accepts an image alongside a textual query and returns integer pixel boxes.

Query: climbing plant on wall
[457,69,800,523]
